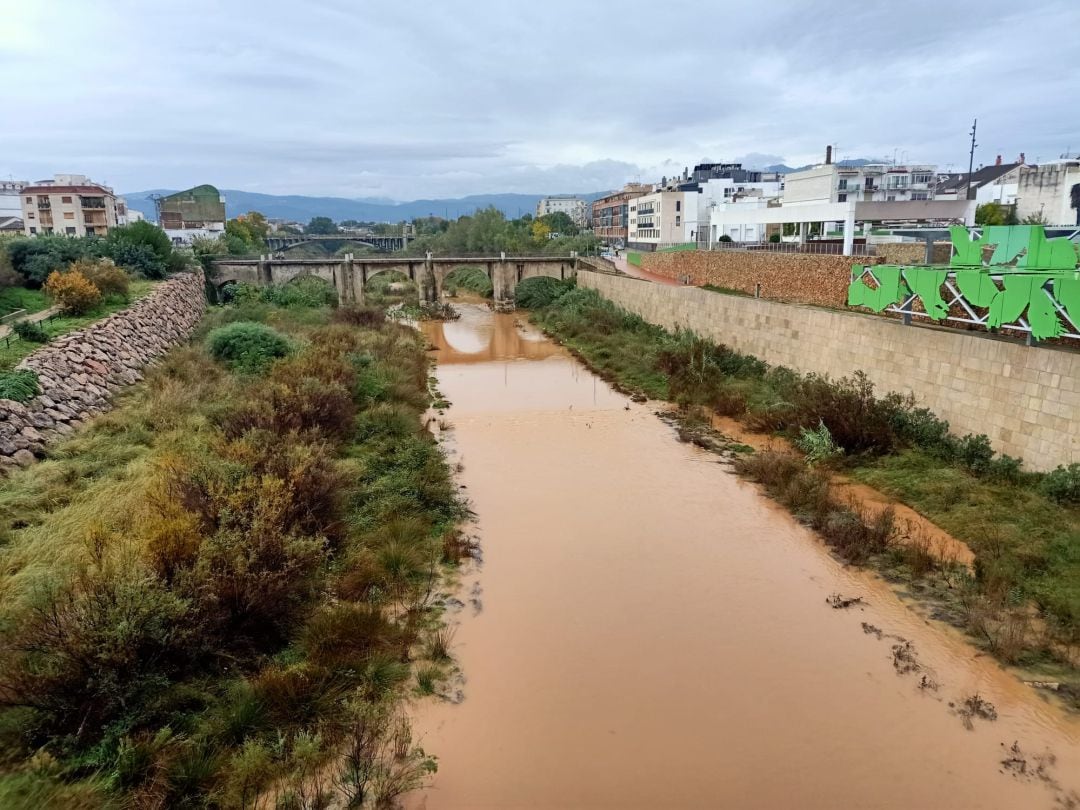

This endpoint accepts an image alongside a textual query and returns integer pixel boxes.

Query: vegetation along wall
[580,270,1079,471]
[0,271,206,470]
[638,249,877,308]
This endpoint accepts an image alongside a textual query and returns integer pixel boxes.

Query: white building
[536,195,588,228]
[785,148,937,205]
[1014,158,1080,225]
[19,174,120,237]
[0,180,27,219]
[627,188,697,249]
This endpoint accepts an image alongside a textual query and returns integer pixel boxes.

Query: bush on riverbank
[443,266,493,298]
[530,287,1080,680]
[0,293,462,805]
[514,276,574,308]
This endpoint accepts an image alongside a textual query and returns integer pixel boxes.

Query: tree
[1021,210,1049,225]
[975,202,1009,226]
[5,235,87,286]
[105,221,172,263]
[306,217,338,235]
[539,212,578,236]
[225,212,270,254]
[530,220,552,241]
[0,241,21,289]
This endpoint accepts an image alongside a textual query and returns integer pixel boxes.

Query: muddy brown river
[413,304,1080,810]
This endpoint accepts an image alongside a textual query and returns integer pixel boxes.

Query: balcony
[80,196,106,209]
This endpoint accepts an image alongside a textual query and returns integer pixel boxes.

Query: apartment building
[1015,158,1080,225]
[156,184,227,244]
[0,180,27,219]
[535,195,588,228]
[591,183,650,245]
[19,174,119,237]
[784,148,937,205]
[627,188,697,250]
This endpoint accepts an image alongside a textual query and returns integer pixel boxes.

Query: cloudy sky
[2,0,1077,201]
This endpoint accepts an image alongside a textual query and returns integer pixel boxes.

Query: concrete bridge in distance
[211,253,581,308]
[265,233,409,252]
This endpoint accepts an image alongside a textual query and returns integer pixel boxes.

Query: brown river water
[412,304,1080,810]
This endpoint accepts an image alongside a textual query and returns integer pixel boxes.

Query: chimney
[1018,152,1025,164]
[995,154,1002,166]
[825,145,833,165]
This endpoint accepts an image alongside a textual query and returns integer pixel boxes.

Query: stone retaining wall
[874,242,952,265]
[579,270,1079,472]
[639,250,878,308]
[0,271,207,470]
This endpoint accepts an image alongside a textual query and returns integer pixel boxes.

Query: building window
[675,200,681,212]
[675,216,681,226]
[85,227,96,236]
[911,192,929,200]
[66,227,76,235]
[887,195,896,202]
[838,179,848,190]
[25,197,31,203]
[63,212,74,219]
[27,211,34,219]
[28,227,36,234]
[61,196,72,203]
[837,193,847,202]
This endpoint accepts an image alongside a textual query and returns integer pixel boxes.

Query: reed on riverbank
[530,287,1080,698]
[0,282,465,806]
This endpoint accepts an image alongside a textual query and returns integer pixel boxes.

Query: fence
[708,240,873,256]
[1,311,63,350]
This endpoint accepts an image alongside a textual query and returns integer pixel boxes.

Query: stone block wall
[579,270,1080,472]
[639,250,878,308]
[0,271,207,470]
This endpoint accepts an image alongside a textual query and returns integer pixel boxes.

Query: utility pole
[966,118,978,201]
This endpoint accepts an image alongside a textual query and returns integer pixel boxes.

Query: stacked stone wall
[639,250,878,308]
[0,271,207,469]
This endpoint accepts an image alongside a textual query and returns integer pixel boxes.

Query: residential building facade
[627,188,697,250]
[155,184,227,244]
[535,195,588,228]
[784,149,937,206]
[591,183,650,245]
[19,174,119,237]
[1015,158,1080,225]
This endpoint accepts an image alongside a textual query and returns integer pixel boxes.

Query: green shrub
[0,369,39,402]
[12,320,49,343]
[206,321,292,373]
[106,241,167,279]
[1039,463,1080,504]
[514,276,575,308]
[768,234,782,243]
[796,421,843,465]
[788,372,896,456]
[262,276,339,308]
[73,258,130,300]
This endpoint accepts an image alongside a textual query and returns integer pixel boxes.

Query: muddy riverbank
[411,303,1080,809]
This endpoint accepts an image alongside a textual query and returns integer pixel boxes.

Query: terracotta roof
[21,185,112,196]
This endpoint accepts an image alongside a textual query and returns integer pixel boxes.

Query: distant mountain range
[121,189,612,224]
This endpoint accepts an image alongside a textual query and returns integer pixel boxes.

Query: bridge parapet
[211,253,579,308]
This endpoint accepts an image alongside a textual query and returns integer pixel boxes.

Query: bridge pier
[420,253,437,303]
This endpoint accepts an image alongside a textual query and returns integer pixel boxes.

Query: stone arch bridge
[211,253,581,308]
[266,234,409,252]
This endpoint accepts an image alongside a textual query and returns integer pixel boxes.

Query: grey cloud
[2,0,1077,200]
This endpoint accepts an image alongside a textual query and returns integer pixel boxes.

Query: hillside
[121,189,612,224]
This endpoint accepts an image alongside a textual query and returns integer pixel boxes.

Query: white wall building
[0,180,27,219]
[535,195,588,228]
[627,189,697,249]
[934,160,1027,206]
[785,157,938,206]
[1015,158,1080,225]
[19,174,119,237]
